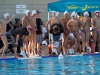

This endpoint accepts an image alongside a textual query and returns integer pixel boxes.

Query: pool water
[0,55,100,75]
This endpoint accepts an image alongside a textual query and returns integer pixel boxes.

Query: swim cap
[87,46,91,53]
[32,10,37,15]
[4,13,10,19]
[84,11,89,16]
[52,11,56,14]
[42,40,48,45]
[71,11,77,17]
[95,10,100,16]
[25,10,30,16]
[64,11,68,15]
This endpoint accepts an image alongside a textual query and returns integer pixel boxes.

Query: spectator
[50,23,64,55]
[35,10,43,55]
[14,18,22,29]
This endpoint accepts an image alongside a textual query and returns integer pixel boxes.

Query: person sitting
[38,40,49,56]
[10,26,35,58]
[50,23,64,55]
[63,33,77,55]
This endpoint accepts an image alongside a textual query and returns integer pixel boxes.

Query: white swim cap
[4,13,10,19]
[95,10,99,13]
[32,10,37,15]
[25,10,30,16]
[52,11,56,14]
[42,40,48,45]
[87,46,91,53]
[64,11,68,15]
[71,11,77,17]
[95,10,100,16]
[69,33,74,38]
[52,48,57,54]
[84,11,89,16]
[68,49,74,55]
[56,11,60,16]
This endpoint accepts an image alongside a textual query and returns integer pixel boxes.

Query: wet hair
[53,25,60,33]
[15,18,20,23]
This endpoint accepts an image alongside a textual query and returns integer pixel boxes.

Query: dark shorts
[36,34,43,43]
[11,36,23,47]
[53,35,60,41]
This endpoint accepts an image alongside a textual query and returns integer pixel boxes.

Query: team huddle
[0,9,100,58]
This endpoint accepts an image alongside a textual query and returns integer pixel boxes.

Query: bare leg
[76,34,81,53]
[28,42,31,55]
[86,32,90,47]
[31,33,36,55]
[98,33,100,53]
[14,47,17,57]
[57,43,61,55]
[66,45,71,54]
[82,32,86,54]
[72,45,77,54]
[1,36,8,57]
[92,31,97,53]
[37,43,40,54]
[24,39,29,55]
[32,41,36,55]
[62,35,66,55]
[0,47,4,53]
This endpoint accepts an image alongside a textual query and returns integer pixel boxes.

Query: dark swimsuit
[82,30,89,34]
[72,31,79,35]
[92,29,100,33]
[0,34,6,38]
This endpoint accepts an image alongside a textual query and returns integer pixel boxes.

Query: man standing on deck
[0,13,14,57]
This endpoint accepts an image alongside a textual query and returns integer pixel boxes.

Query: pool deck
[0,53,15,58]
[0,52,100,60]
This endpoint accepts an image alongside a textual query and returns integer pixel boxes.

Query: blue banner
[48,1,100,12]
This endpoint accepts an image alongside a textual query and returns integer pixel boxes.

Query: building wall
[0,0,95,24]
[0,0,58,23]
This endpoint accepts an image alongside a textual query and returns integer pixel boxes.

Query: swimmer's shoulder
[22,16,27,20]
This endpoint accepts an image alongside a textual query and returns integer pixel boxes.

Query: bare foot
[0,55,6,58]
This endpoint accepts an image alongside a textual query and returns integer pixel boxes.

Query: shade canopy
[48,0,100,12]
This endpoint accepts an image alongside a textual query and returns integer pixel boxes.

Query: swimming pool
[0,55,100,75]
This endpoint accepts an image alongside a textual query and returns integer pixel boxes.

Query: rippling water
[0,55,100,75]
